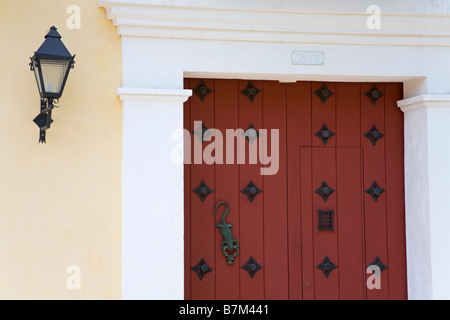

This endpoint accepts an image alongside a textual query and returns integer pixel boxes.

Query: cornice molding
[99,0,450,46]
[397,94,450,112]
[118,88,192,103]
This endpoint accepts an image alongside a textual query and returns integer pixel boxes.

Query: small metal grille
[318,210,334,231]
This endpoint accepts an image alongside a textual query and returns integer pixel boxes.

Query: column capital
[397,94,450,113]
[117,88,192,103]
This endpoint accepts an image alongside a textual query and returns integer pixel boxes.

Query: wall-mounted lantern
[29,26,75,143]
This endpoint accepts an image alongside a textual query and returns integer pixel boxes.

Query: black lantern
[29,26,75,143]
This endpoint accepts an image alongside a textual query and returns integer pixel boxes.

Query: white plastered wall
[99,0,450,300]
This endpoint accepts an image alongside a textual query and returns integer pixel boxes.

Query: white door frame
[99,0,450,300]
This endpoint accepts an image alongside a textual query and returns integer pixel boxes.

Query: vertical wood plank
[312,147,339,299]
[190,79,216,300]
[262,81,288,299]
[384,83,407,300]
[239,80,265,300]
[311,81,338,299]
[336,83,365,299]
[361,83,389,300]
[214,79,240,299]
[183,78,191,300]
[287,82,311,299]
[336,147,365,299]
[300,147,315,300]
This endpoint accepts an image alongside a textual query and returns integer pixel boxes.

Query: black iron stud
[241,81,261,102]
[314,123,335,145]
[365,84,384,105]
[317,256,337,278]
[367,256,387,272]
[241,256,263,278]
[192,257,213,280]
[192,122,211,143]
[242,123,260,145]
[318,210,335,231]
[314,181,335,202]
[241,180,262,202]
[193,80,212,102]
[365,180,385,202]
[314,83,334,104]
[193,180,214,202]
[364,125,384,146]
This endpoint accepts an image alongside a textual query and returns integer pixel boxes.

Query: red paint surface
[184,79,407,300]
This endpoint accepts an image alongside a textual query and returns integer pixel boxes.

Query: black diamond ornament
[193,180,214,202]
[314,83,334,104]
[365,181,385,202]
[192,258,213,280]
[241,180,262,202]
[365,84,384,105]
[242,123,260,145]
[241,81,261,102]
[314,181,335,202]
[241,256,263,279]
[364,125,384,146]
[192,122,212,143]
[314,123,335,145]
[316,256,337,278]
[367,256,387,272]
[193,80,212,102]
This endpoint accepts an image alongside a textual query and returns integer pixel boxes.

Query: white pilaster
[398,95,450,300]
[119,88,191,300]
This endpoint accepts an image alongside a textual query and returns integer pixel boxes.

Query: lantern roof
[34,26,73,60]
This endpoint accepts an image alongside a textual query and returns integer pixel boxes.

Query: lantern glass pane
[33,61,43,95]
[40,59,70,95]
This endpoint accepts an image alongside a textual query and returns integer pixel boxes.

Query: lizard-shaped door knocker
[214,201,239,265]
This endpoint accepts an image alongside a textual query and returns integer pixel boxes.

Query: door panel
[214,80,240,299]
[238,79,265,300]
[336,147,365,299]
[384,83,407,300]
[189,78,216,300]
[361,83,389,300]
[262,81,289,299]
[184,79,406,300]
[301,147,364,299]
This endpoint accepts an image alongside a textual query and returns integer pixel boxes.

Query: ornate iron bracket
[193,180,214,202]
[365,180,385,202]
[33,98,55,143]
[364,125,384,146]
[314,123,335,145]
[214,201,239,265]
[317,256,337,278]
[191,257,213,280]
[314,83,334,104]
[241,180,262,202]
[365,84,384,105]
[241,256,263,278]
[241,81,261,102]
[193,80,212,102]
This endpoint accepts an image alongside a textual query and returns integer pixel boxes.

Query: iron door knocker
[214,201,239,265]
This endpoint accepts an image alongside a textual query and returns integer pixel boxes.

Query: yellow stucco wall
[0,0,122,299]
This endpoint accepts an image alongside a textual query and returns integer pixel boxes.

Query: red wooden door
[184,79,407,300]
